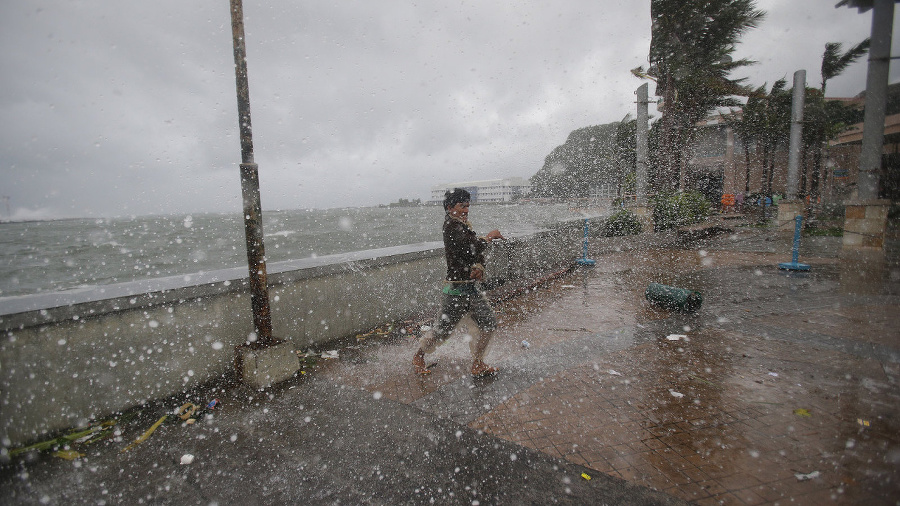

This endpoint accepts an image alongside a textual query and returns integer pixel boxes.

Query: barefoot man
[412,188,505,377]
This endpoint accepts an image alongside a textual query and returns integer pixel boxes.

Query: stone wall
[0,220,589,447]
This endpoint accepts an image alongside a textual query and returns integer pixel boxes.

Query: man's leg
[469,291,498,377]
[413,293,466,374]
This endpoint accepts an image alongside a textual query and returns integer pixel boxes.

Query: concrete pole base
[235,340,300,390]
[843,199,891,250]
[627,204,654,234]
[775,201,805,232]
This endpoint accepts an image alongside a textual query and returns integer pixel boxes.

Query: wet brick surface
[316,226,900,505]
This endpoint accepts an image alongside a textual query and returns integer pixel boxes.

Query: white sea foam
[0,204,603,298]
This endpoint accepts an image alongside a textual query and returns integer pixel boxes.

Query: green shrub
[602,210,642,237]
[651,191,712,231]
[803,226,843,237]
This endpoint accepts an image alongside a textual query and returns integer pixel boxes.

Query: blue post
[778,215,810,271]
[576,218,596,266]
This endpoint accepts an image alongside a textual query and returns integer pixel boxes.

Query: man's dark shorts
[434,284,497,337]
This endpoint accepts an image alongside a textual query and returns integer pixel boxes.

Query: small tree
[602,210,643,237]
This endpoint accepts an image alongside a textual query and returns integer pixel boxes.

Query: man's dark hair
[443,188,470,210]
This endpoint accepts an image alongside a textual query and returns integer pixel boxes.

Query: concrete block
[775,201,804,231]
[842,233,863,247]
[866,206,889,220]
[862,236,884,248]
[845,205,866,219]
[841,200,890,252]
[843,219,861,233]
[236,340,300,389]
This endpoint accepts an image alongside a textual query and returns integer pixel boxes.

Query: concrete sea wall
[0,219,589,447]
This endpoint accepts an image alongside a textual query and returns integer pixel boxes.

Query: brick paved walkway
[315,228,900,505]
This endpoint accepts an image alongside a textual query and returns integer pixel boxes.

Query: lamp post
[230,0,274,347]
[635,83,649,201]
[227,0,299,389]
[786,70,806,199]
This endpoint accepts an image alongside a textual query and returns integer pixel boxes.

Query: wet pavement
[313,223,900,504]
[3,222,899,505]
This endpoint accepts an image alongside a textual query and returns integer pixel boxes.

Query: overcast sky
[1,1,896,219]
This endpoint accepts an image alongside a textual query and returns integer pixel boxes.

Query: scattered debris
[581,472,592,480]
[180,453,195,465]
[521,340,531,349]
[8,418,120,458]
[321,350,339,359]
[768,372,779,377]
[793,408,812,418]
[122,415,169,452]
[608,369,622,376]
[645,282,703,312]
[857,418,871,427]
[177,403,198,421]
[9,397,219,461]
[669,390,685,398]
[295,351,319,365]
[666,334,687,341]
[794,470,820,481]
[52,450,85,460]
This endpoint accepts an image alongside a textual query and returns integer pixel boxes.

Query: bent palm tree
[821,40,870,96]
[634,0,765,192]
[809,39,870,201]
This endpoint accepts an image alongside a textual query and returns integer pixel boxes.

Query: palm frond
[821,38,870,91]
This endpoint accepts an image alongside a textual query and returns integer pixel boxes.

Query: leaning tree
[633,0,765,193]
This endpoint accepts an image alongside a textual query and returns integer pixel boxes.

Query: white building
[430,178,531,205]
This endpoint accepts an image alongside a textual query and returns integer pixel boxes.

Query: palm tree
[634,0,765,192]
[807,40,870,202]
[821,40,870,96]
[736,79,789,197]
[722,83,766,196]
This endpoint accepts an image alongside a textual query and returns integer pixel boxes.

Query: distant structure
[385,198,422,208]
[430,178,532,205]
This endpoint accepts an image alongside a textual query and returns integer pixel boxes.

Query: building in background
[683,85,900,205]
[430,178,531,205]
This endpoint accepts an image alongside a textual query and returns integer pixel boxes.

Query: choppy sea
[0,203,603,299]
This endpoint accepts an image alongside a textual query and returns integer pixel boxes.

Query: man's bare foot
[471,360,498,377]
[412,350,430,375]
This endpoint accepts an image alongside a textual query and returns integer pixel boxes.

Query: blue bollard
[778,215,810,271]
[576,218,595,266]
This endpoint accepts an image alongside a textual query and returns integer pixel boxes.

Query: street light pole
[635,83,649,201]
[230,0,274,347]
[786,70,806,200]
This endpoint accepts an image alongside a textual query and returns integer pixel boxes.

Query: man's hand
[485,229,505,241]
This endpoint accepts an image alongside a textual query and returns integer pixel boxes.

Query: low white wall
[0,220,588,448]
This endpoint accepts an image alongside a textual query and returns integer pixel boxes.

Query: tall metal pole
[786,69,806,199]
[857,0,894,201]
[635,83,649,200]
[230,0,274,346]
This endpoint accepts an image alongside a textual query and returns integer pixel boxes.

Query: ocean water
[0,203,602,299]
